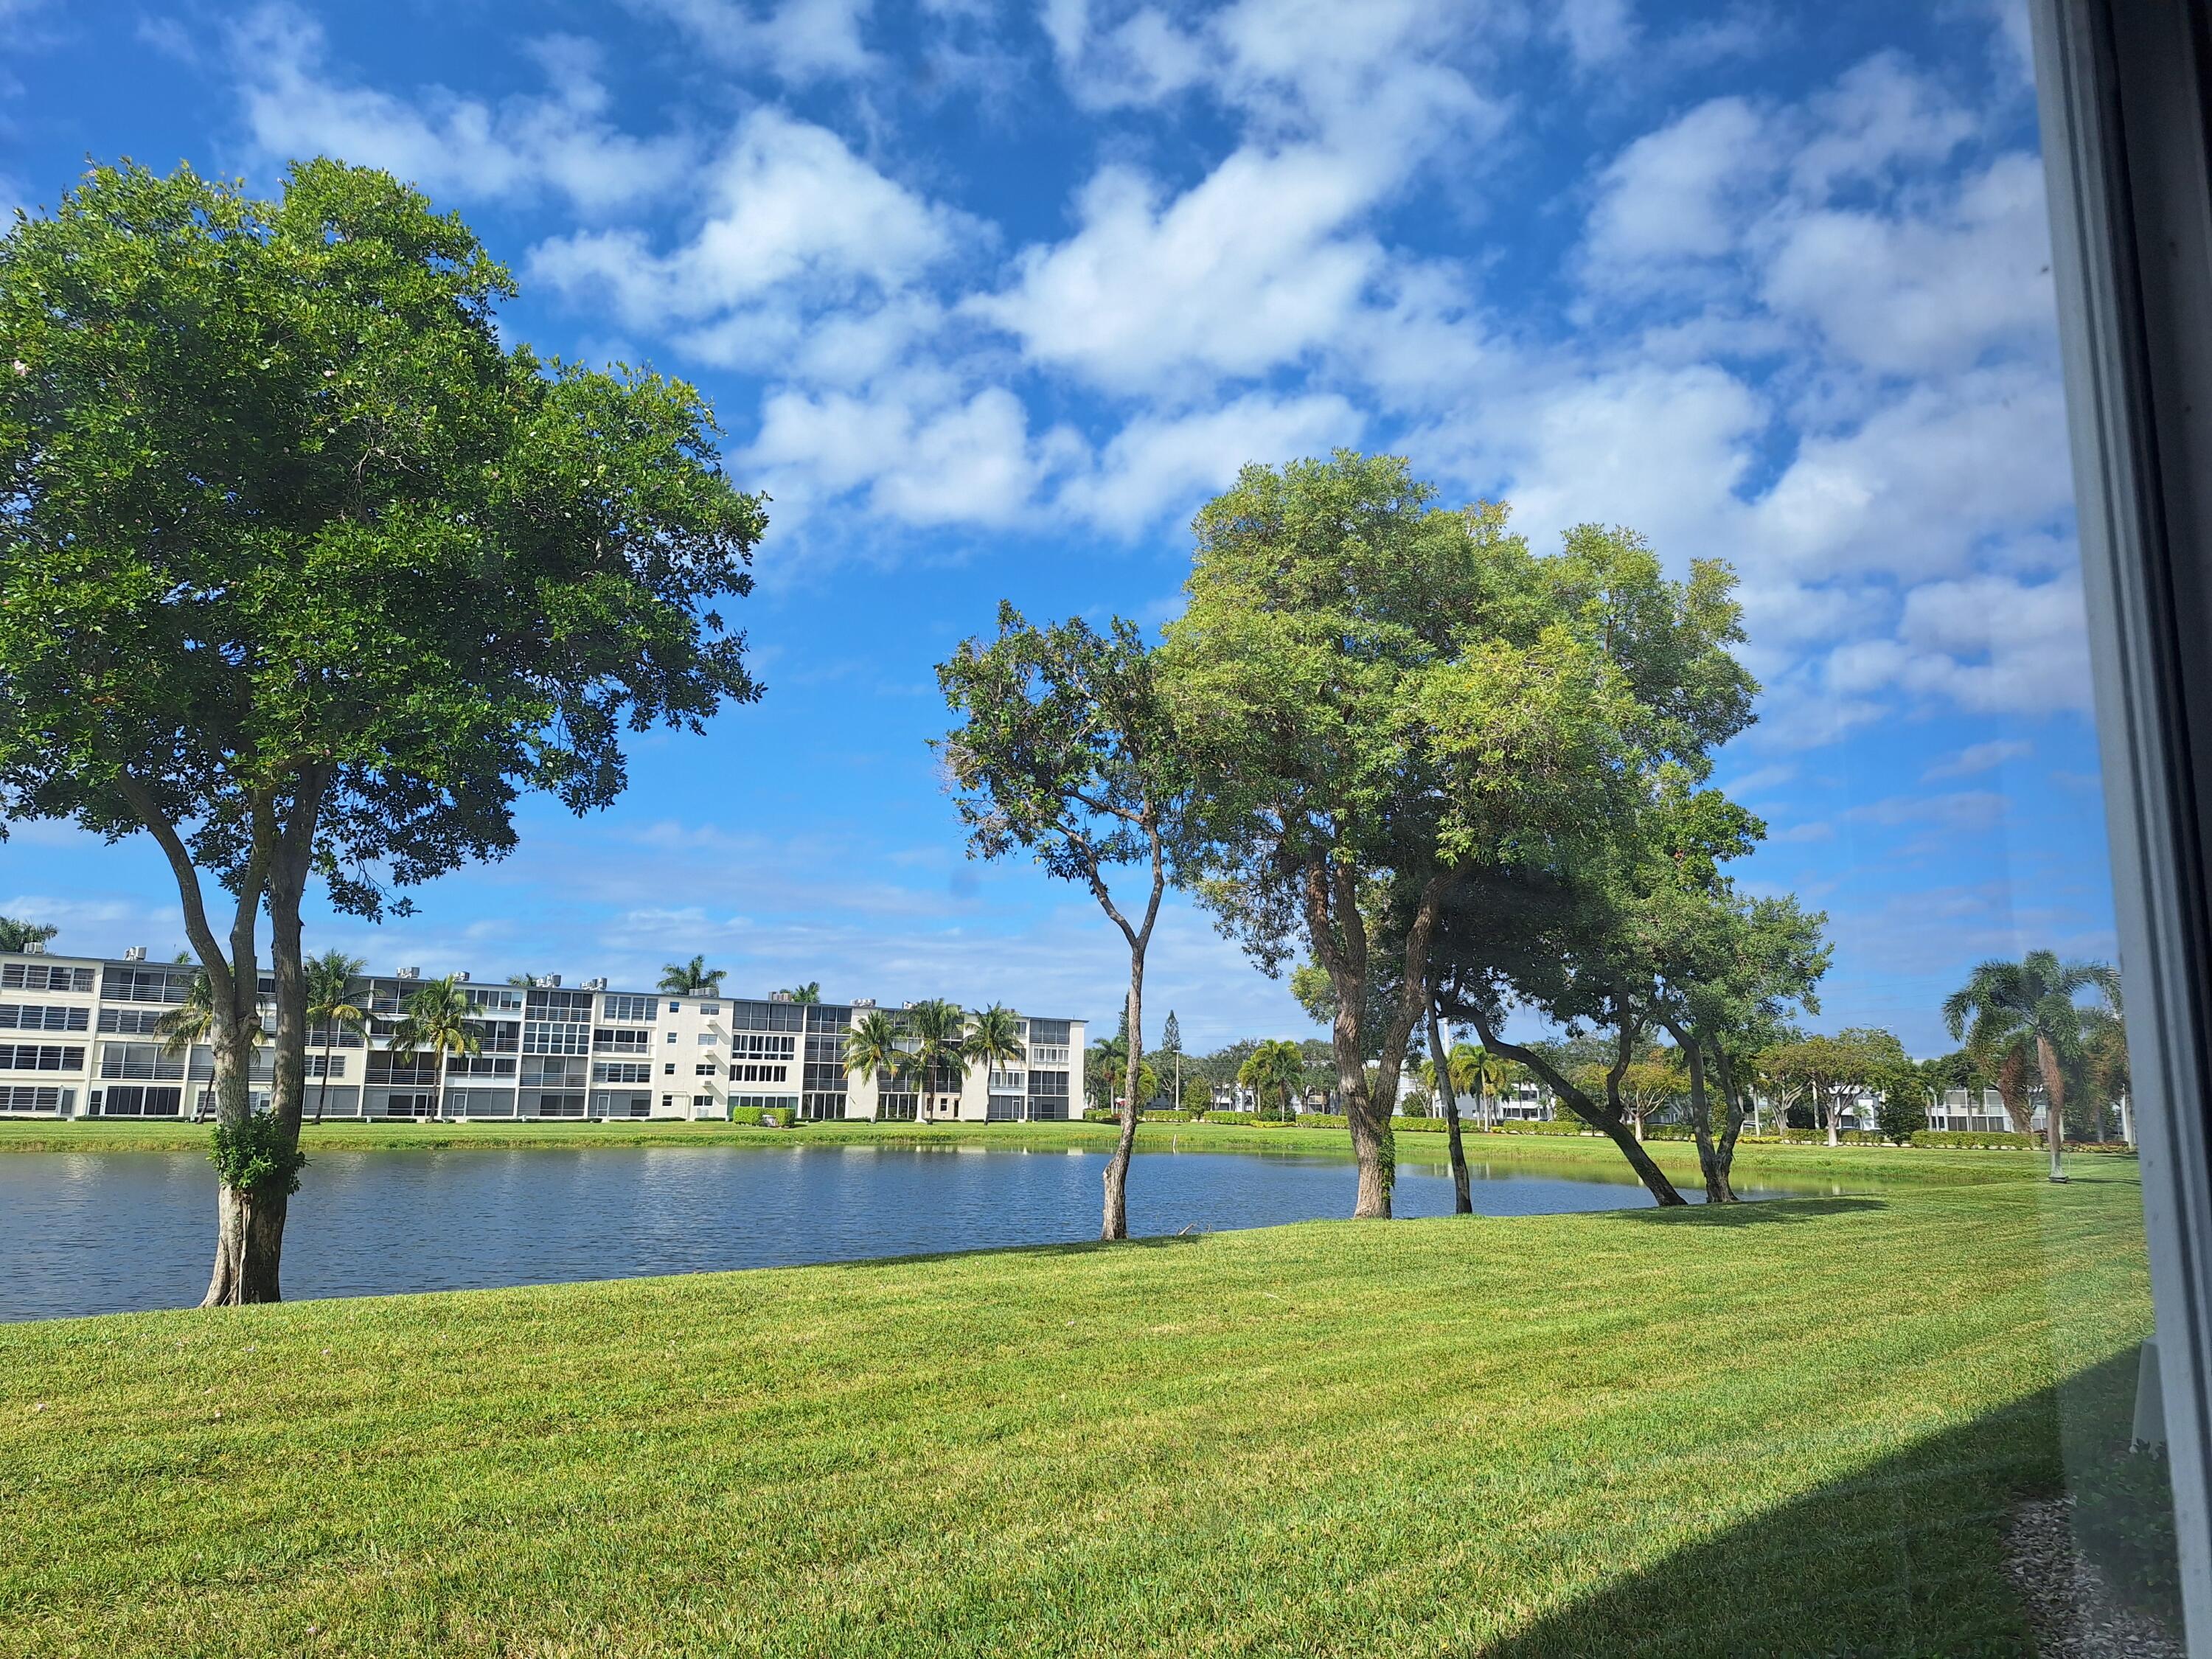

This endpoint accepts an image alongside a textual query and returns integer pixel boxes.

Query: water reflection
[0,1144,1815,1322]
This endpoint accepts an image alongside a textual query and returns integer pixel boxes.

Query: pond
[0,1143,1823,1321]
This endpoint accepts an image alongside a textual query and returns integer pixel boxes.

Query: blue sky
[0,0,2114,1055]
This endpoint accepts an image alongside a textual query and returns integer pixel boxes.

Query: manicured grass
[0,1112,2039,1189]
[0,1156,2151,1656]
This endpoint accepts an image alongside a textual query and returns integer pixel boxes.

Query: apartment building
[0,948,1084,1124]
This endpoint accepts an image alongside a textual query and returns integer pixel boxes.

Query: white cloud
[1583,97,1769,274]
[1551,0,1637,69]
[968,148,1386,394]
[529,108,970,347]
[1748,366,2070,580]
[1924,738,2032,781]
[1759,153,2053,376]
[746,383,1081,529]
[230,7,686,212]
[625,0,875,83]
[1058,392,1363,535]
[1826,574,2093,717]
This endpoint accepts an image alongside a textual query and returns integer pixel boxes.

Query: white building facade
[0,949,1083,1124]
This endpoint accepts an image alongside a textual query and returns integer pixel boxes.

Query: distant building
[0,949,1084,1124]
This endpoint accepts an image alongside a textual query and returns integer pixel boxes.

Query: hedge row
[1908,1129,2039,1149]
[726,1106,795,1128]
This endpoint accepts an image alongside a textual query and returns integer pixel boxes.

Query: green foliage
[725,1106,794,1128]
[207,1112,308,1199]
[962,1004,1026,1077]
[2074,1442,2182,1623]
[1201,1110,1257,1124]
[390,976,481,1079]
[1910,1130,2039,1149]
[0,159,765,1162]
[1080,1106,1119,1124]
[1236,1039,1305,1120]
[1874,1069,1928,1145]
[660,958,726,995]
[1139,1110,1197,1123]
[1180,1076,1214,1113]
[0,916,57,952]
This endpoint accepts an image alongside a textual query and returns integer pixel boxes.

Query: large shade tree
[0,161,765,1302]
[1163,456,1748,1218]
[937,607,1190,1239]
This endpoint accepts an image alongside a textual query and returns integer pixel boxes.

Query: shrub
[726,1106,795,1128]
[1081,1107,1119,1124]
[2075,1441,2183,1626]
[1295,1112,1349,1128]
[1907,1130,2038,1149]
[1141,1109,1196,1123]
[1486,1119,1588,1136]
[1202,1110,1257,1125]
[1395,1115,1451,1133]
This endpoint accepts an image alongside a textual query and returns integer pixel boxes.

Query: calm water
[0,1144,1815,1322]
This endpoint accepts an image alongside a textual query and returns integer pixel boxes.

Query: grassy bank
[0,1113,2040,1189]
[0,1158,2150,1656]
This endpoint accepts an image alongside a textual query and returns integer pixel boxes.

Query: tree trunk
[1672,1023,1734,1204]
[1427,999,1472,1216]
[2037,1033,2068,1183]
[1470,1014,1688,1206]
[315,1035,332,1124]
[1102,969,1143,1241]
[1825,1088,1838,1147]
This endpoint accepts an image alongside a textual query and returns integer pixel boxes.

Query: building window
[1,963,94,992]
[692,1093,717,1111]
[695,1062,719,1077]
[0,1085,71,1113]
[100,965,196,1004]
[729,1032,797,1061]
[666,1031,678,1044]
[522,1021,590,1055]
[668,1001,681,1013]
[93,1043,171,1079]
[594,1027,651,1053]
[593,1061,651,1084]
[0,1003,88,1032]
[601,994,655,1023]
[664,1062,675,1076]
[731,1062,788,1084]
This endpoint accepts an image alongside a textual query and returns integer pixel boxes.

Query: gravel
[2005,1495,2185,1659]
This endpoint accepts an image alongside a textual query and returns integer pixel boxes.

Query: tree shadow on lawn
[819,1231,1209,1273]
[1475,1346,2146,1658]
[1603,1196,1891,1228]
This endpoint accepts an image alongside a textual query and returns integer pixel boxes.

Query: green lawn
[0,1144,2152,1657]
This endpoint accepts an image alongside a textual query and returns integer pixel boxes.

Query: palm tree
[305,950,368,1124]
[1088,1034,1128,1113]
[905,998,968,1122]
[1472,1047,1513,1130]
[844,1009,916,1120]
[0,915,58,953]
[964,1004,1028,1118]
[390,975,481,1124]
[781,981,822,1004]
[1944,950,2121,1183]
[659,956,726,996]
[1238,1039,1305,1121]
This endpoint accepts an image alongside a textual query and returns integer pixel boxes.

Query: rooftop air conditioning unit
[546,974,562,988]
[769,990,792,1003]
[22,939,45,955]
[123,945,147,961]
[397,966,420,980]
[454,971,470,983]
[583,977,607,991]
[852,998,875,1008]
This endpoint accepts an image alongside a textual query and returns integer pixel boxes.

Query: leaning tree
[936,607,1190,1240]
[1164,453,1756,1218]
[0,160,765,1303]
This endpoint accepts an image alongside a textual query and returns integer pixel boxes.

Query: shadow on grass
[1477,1346,2150,1658]
[1604,1196,1891,1228]
[818,1231,1210,1273]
